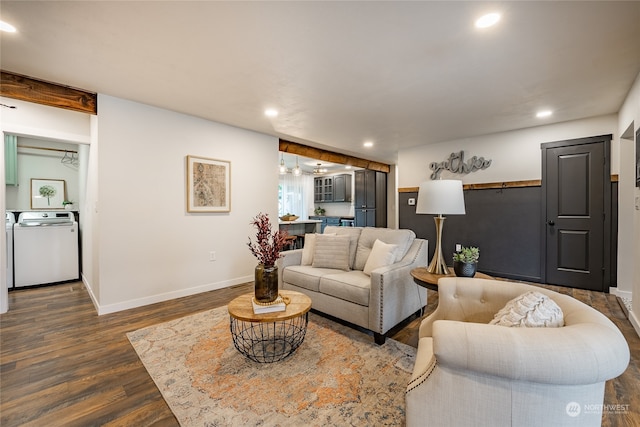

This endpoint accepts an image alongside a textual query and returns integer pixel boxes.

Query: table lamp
[416,179,466,274]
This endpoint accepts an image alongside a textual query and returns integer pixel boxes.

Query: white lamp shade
[416,180,466,215]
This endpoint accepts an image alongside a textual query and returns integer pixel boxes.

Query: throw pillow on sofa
[301,233,335,265]
[312,234,351,271]
[354,228,415,271]
[489,291,564,327]
[363,239,398,276]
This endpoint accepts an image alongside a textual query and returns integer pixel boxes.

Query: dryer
[13,211,79,287]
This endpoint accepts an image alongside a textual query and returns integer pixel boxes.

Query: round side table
[410,267,493,290]
[228,290,312,363]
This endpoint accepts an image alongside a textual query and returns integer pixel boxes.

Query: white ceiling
[1,1,639,164]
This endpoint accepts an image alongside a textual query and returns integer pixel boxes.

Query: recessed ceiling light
[264,109,278,118]
[0,21,17,33]
[475,13,501,29]
[363,141,374,148]
[345,165,352,170]
[536,110,553,118]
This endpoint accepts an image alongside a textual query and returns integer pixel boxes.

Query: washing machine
[13,211,79,287]
[5,212,14,289]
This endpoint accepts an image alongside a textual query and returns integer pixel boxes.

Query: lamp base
[426,215,451,275]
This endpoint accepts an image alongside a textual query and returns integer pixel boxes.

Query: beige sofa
[278,226,428,344]
[406,277,630,427]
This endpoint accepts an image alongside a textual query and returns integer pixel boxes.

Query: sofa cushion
[489,291,564,327]
[312,234,351,271]
[319,271,371,306]
[354,228,416,271]
[282,265,342,293]
[301,233,335,265]
[363,239,398,276]
[324,226,362,269]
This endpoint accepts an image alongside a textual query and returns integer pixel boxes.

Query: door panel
[543,137,608,291]
[558,153,590,216]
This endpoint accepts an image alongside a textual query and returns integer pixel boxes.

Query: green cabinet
[5,134,18,186]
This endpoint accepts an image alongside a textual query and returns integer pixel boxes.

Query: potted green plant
[62,200,74,210]
[314,206,325,216]
[452,246,479,277]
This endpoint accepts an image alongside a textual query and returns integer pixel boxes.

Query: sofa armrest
[368,238,428,333]
[278,249,303,286]
[432,320,629,385]
[278,248,302,268]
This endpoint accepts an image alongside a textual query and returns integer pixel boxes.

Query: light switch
[636,196,640,210]
[408,198,416,206]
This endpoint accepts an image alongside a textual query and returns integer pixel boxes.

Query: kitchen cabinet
[354,170,387,227]
[314,177,334,203]
[314,174,352,203]
[309,216,341,233]
[332,174,352,202]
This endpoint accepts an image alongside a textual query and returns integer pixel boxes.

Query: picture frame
[186,155,231,213]
[30,178,67,209]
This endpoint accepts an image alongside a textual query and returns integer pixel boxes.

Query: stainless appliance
[13,211,79,287]
[340,218,355,227]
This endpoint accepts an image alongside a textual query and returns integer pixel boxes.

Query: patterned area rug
[127,306,416,426]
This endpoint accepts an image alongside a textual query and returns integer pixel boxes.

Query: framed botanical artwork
[31,178,67,209]
[186,155,231,213]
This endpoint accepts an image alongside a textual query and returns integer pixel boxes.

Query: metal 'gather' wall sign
[430,150,492,180]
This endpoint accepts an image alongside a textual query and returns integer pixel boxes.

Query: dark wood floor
[1,280,638,426]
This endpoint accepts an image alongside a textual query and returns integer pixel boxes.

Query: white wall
[6,138,80,210]
[616,72,640,335]
[0,97,91,144]
[93,95,279,313]
[398,115,617,187]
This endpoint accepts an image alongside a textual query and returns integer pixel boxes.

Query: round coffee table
[228,290,312,363]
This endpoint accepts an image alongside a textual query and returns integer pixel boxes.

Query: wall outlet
[408,198,416,206]
[209,251,216,261]
[455,244,462,252]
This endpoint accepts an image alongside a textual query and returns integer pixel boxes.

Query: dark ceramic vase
[255,264,279,303]
[453,261,477,278]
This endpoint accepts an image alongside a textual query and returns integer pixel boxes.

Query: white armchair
[406,277,630,427]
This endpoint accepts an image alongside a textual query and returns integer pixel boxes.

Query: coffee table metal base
[229,313,309,363]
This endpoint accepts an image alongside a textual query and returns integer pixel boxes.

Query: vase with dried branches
[247,213,288,303]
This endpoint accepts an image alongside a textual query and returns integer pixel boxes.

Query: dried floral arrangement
[247,212,289,267]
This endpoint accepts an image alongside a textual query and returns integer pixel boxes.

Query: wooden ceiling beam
[279,139,391,173]
[1,70,97,115]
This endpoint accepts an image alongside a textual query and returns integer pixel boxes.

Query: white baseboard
[609,287,633,299]
[82,273,100,313]
[609,287,639,338]
[629,309,640,339]
[93,275,253,315]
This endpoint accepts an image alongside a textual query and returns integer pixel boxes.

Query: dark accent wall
[401,186,542,282]
[400,183,619,285]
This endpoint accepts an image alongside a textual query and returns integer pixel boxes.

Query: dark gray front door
[541,135,611,291]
